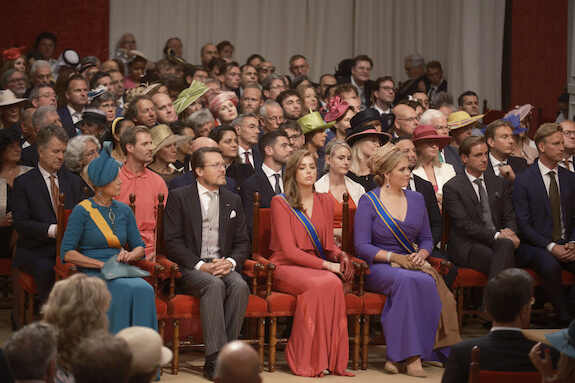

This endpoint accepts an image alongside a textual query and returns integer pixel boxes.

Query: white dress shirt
[350,76,366,107]
[67,104,84,125]
[238,145,254,167]
[261,163,283,193]
[489,153,508,177]
[38,165,59,238]
[195,181,236,271]
[537,161,565,251]
[559,155,574,172]
[373,103,391,115]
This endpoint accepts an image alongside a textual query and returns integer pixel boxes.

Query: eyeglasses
[204,162,226,169]
[563,131,575,137]
[397,117,418,123]
[380,86,396,92]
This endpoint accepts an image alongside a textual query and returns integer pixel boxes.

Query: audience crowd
[0,31,574,382]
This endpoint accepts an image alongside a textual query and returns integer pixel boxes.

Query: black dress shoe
[203,359,216,381]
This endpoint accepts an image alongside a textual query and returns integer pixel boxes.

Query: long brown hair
[283,149,315,210]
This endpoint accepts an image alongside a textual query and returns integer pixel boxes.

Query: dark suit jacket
[413,174,442,246]
[226,162,254,190]
[342,75,376,107]
[163,181,250,272]
[442,330,538,383]
[443,170,517,264]
[251,145,263,170]
[19,144,38,167]
[57,106,77,138]
[12,167,85,266]
[239,169,277,234]
[427,79,448,99]
[444,145,464,174]
[168,171,237,194]
[513,160,575,248]
[485,154,528,179]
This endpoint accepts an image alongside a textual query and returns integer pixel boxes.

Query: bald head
[190,137,218,153]
[215,341,261,383]
[392,104,418,137]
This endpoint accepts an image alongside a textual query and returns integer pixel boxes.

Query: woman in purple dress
[354,144,459,377]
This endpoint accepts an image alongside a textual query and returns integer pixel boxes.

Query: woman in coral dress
[269,149,355,377]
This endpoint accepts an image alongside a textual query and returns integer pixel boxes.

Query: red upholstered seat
[562,270,575,285]
[266,292,297,315]
[244,295,268,317]
[362,292,387,315]
[155,297,168,318]
[18,271,37,293]
[167,295,200,317]
[344,293,363,315]
[454,268,488,287]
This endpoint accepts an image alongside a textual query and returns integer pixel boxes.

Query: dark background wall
[1,1,109,60]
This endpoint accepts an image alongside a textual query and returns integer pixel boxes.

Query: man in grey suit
[163,147,250,381]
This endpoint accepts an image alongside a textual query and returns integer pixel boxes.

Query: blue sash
[279,194,326,259]
[365,190,417,254]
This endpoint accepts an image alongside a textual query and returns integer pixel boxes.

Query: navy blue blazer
[512,159,575,248]
[12,167,85,265]
[168,171,238,194]
[239,169,277,234]
[444,145,464,174]
[57,106,78,138]
[19,144,38,167]
[485,154,528,179]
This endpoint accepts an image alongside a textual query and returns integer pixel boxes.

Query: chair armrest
[252,253,275,297]
[242,259,266,295]
[54,262,77,279]
[428,256,453,276]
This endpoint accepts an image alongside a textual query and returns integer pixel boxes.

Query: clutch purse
[101,255,150,280]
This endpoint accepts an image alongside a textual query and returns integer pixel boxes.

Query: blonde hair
[534,122,562,146]
[283,149,315,210]
[350,137,371,174]
[42,274,111,371]
[325,140,351,172]
[369,143,408,186]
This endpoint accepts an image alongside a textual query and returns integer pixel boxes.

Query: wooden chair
[468,346,541,383]
[251,192,364,371]
[154,193,268,374]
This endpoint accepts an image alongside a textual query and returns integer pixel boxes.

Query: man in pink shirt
[118,125,168,260]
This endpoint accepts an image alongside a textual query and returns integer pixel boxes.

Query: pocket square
[230,210,237,219]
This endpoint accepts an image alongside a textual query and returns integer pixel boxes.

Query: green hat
[173,80,209,115]
[297,111,334,135]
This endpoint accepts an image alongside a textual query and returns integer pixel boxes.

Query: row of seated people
[5,111,575,378]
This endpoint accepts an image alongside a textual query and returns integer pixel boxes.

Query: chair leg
[257,318,265,371]
[269,317,277,372]
[172,319,180,375]
[457,288,464,330]
[158,320,165,375]
[352,314,360,370]
[361,315,370,370]
[25,292,34,324]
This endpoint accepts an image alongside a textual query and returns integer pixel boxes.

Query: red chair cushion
[345,293,362,315]
[244,295,268,317]
[167,295,200,318]
[454,268,488,287]
[18,270,37,293]
[155,297,168,319]
[266,292,296,316]
[0,259,11,276]
[562,270,575,285]
[362,292,387,315]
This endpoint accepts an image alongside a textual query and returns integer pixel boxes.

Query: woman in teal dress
[60,151,157,334]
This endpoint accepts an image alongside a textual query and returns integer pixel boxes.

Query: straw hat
[0,89,27,107]
[116,326,173,374]
[297,111,334,135]
[447,111,485,131]
[149,124,186,156]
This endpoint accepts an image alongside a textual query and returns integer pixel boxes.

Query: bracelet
[386,251,392,263]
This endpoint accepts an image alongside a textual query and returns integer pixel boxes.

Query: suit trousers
[462,238,516,280]
[516,244,575,319]
[179,268,250,356]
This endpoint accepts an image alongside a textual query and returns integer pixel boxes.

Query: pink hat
[412,125,451,149]
[208,91,238,116]
[324,96,350,122]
